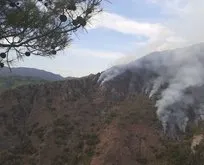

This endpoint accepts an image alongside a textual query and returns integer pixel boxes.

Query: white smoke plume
[98,0,204,133]
[155,44,204,129]
[99,43,204,133]
[98,65,126,84]
[150,45,204,133]
[149,77,165,98]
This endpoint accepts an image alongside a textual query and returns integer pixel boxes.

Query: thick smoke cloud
[98,0,204,134]
[99,43,204,133]
[155,49,204,132]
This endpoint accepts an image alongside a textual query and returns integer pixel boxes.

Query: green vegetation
[0,151,22,165]
[0,0,103,67]
[153,122,204,165]
[153,139,204,165]
[104,111,117,124]
[53,117,74,145]
[0,76,47,92]
[1,91,204,165]
[52,132,99,165]
[51,116,100,165]
[117,95,160,127]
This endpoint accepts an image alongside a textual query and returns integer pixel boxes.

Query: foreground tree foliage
[0,0,103,67]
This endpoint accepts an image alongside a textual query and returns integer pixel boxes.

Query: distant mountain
[0,67,64,81]
[0,76,47,93]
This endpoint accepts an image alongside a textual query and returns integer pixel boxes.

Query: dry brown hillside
[0,73,204,165]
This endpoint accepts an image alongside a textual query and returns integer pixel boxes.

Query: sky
[15,0,204,77]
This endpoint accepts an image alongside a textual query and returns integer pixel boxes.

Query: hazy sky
[14,0,204,77]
